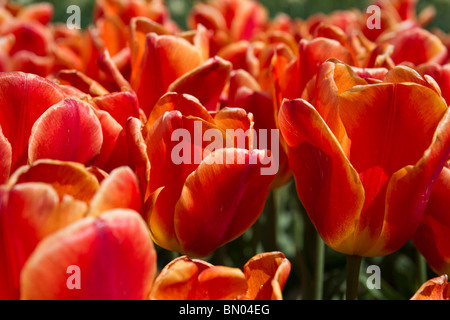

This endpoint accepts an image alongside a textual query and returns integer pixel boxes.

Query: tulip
[0,72,65,177]
[226,68,291,188]
[0,2,91,77]
[410,275,450,300]
[0,160,142,299]
[188,0,268,55]
[21,209,156,300]
[416,62,450,106]
[149,252,291,300]
[0,11,53,76]
[89,0,180,88]
[379,26,448,66]
[94,0,179,34]
[278,63,450,258]
[126,93,276,257]
[0,70,142,175]
[412,166,450,276]
[167,56,232,112]
[130,25,209,116]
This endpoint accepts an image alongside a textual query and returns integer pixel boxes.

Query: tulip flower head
[279,62,450,257]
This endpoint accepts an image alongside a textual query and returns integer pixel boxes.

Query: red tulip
[270,33,357,108]
[126,94,276,257]
[0,72,65,174]
[242,251,291,300]
[150,256,248,300]
[379,26,448,66]
[149,252,290,300]
[413,166,450,276]
[188,0,268,55]
[130,26,208,116]
[0,2,89,77]
[28,98,103,164]
[278,63,450,256]
[94,0,178,33]
[410,275,450,300]
[167,56,232,112]
[416,62,450,106]
[21,209,156,300]
[225,68,291,188]
[0,160,142,299]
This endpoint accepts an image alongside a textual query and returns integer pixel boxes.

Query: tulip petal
[17,2,54,25]
[167,57,232,112]
[194,266,247,300]
[88,167,141,218]
[373,108,450,256]
[150,256,247,300]
[150,257,207,300]
[10,51,53,77]
[91,109,128,171]
[20,209,156,300]
[383,65,443,97]
[28,98,103,164]
[413,167,450,275]
[410,275,450,300]
[384,27,448,66]
[147,112,231,253]
[217,41,250,71]
[417,63,450,106]
[338,83,448,255]
[304,60,367,155]
[296,38,355,96]
[229,0,268,41]
[0,183,59,299]
[243,252,291,300]
[0,127,11,184]
[55,70,109,97]
[278,99,364,254]
[4,20,50,57]
[125,117,150,200]
[90,90,140,128]
[339,84,447,176]
[131,33,203,116]
[174,148,275,257]
[0,72,65,169]
[212,107,252,133]
[147,92,214,129]
[6,160,100,203]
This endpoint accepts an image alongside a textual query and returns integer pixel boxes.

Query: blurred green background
[9,0,449,300]
[11,0,450,32]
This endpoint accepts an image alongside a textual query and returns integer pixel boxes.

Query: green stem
[265,190,277,252]
[312,231,325,300]
[416,249,427,286]
[346,255,362,300]
[251,219,261,256]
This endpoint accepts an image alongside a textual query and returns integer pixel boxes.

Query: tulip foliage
[0,0,449,301]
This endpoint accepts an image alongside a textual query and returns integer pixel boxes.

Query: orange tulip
[0,70,145,176]
[410,275,450,300]
[188,0,268,55]
[225,68,291,188]
[0,72,65,176]
[0,1,91,77]
[278,62,450,257]
[379,26,448,66]
[130,24,209,116]
[126,93,277,257]
[0,160,142,299]
[417,62,450,106]
[21,209,156,300]
[150,252,291,300]
[413,166,450,276]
